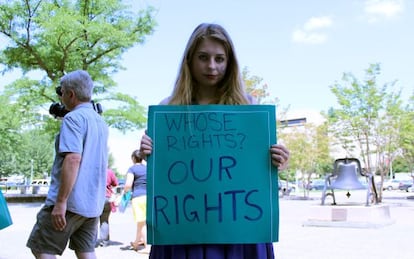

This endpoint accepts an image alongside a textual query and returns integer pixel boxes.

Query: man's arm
[52,152,81,231]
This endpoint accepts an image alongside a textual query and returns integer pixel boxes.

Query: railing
[0,184,49,195]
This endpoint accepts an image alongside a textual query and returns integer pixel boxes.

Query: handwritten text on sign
[147,105,278,245]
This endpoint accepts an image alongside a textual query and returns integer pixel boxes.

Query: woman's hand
[270,144,290,170]
[139,133,153,160]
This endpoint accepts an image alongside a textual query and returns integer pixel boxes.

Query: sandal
[131,241,145,247]
[120,242,145,251]
[120,245,136,251]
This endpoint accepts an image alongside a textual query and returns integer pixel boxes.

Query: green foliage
[18,130,55,179]
[328,64,391,169]
[0,0,157,175]
[0,0,156,135]
[392,157,411,173]
[399,94,414,172]
[242,67,332,185]
[0,95,24,176]
[0,0,156,82]
[279,122,333,183]
[101,92,147,133]
[0,94,54,178]
[314,122,334,173]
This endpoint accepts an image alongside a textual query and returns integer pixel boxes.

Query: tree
[278,121,333,197]
[0,92,54,179]
[375,90,405,180]
[0,0,157,175]
[0,94,24,176]
[17,130,55,180]
[0,0,157,135]
[279,124,315,193]
[328,63,406,202]
[243,67,282,106]
[242,67,334,196]
[399,94,414,174]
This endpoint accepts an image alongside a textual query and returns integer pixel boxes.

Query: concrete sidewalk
[0,202,149,259]
[275,192,414,259]
[1,191,413,259]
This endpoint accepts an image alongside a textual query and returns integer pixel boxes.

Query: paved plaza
[1,191,413,259]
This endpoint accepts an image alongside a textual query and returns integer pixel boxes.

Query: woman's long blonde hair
[168,23,249,105]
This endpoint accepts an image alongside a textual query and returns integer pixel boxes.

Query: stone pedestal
[303,204,395,228]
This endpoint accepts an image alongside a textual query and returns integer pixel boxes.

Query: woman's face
[190,38,227,89]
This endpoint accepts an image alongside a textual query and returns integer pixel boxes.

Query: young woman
[122,150,148,252]
[139,23,290,259]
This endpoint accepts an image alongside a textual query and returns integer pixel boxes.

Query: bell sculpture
[321,158,376,206]
[330,163,366,191]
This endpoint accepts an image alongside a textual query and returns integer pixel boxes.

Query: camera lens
[49,102,69,118]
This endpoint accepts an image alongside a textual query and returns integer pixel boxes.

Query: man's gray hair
[60,70,94,102]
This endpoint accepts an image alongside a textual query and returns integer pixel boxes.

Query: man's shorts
[26,205,98,255]
[132,195,146,222]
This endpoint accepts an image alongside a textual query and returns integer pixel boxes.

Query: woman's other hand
[139,133,153,160]
[270,144,290,170]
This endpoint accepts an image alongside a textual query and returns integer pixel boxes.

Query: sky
[1,0,414,175]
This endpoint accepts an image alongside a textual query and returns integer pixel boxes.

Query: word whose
[164,112,237,132]
[153,189,264,225]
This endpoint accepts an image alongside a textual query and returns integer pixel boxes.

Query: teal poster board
[146,105,279,245]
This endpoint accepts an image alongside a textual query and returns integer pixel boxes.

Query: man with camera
[27,70,109,259]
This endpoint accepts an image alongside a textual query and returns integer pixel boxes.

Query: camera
[49,102,69,118]
[49,101,103,118]
[49,86,103,118]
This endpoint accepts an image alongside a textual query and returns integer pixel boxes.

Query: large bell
[330,163,366,190]
[322,158,375,206]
